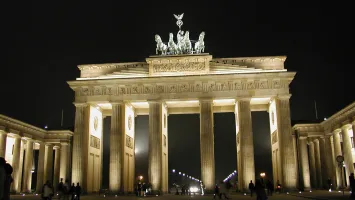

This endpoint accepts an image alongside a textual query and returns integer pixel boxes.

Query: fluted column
[0,131,7,157]
[43,144,53,184]
[235,99,254,191]
[36,142,45,192]
[308,140,317,189]
[11,135,22,193]
[149,101,163,192]
[60,142,69,181]
[22,139,33,193]
[325,135,336,189]
[299,137,311,190]
[72,103,88,188]
[314,139,322,188]
[53,146,61,189]
[342,124,355,181]
[200,99,215,191]
[110,102,124,193]
[333,129,343,188]
[275,97,297,189]
[318,137,328,189]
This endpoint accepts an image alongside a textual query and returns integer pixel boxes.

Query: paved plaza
[9,191,353,200]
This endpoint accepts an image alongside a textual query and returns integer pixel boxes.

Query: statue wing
[180,13,184,19]
[174,14,179,20]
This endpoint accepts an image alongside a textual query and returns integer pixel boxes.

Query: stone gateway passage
[67,53,297,193]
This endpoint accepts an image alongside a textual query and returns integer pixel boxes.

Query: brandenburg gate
[67,14,297,193]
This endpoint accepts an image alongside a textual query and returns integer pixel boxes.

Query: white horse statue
[168,33,179,54]
[155,34,167,55]
[194,31,205,54]
[184,31,192,54]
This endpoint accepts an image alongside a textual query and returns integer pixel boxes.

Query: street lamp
[172,169,175,173]
[260,173,266,178]
[139,176,143,181]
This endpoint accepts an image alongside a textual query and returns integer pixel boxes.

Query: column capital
[342,124,352,130]
[60,142,69,146]
[307,138,314,144]
[147,99,164,104]
[45,143,54,147]
[199,98,213,102]
[0,130,8,135]
[110,101,124,105]
[333,129,342,135]
[235,97,251,102]
[276,94,292,100]
[53,145,60,150]
[73,102,87,107]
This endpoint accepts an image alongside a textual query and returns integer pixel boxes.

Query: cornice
[321,102,355,132]
[78,62,147,71]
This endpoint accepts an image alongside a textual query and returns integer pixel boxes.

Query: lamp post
[260,173,266,185]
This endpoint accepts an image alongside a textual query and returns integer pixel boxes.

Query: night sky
[2,1,354,186]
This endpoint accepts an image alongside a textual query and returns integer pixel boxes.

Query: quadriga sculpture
[155,34,167,55]
[184,31,192,54]
[168,33,180,55]
[194,32,205,54]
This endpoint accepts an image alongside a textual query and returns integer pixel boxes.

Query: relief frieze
[75,78,290,97]
[152,62,206,73]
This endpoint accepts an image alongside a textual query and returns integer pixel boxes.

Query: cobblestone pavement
[9,190,352,200]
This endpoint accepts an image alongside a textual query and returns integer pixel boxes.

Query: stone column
[44,144,54,184]
[53,146,61,189]
[333,129,343,188]
[60,142,69,181]
[341,124,355,180]
[72,103,88,187]
[110,102,124,193]
[314,139,322,188]
[36,142,45,192]
[308,140,317,189]
[298,136,311,190]
[0,131,7,157]
[325,135,336,189]
[11,135,22,193]
[148,101,163,193]
[200,99,215,191]
[275,96,297,189]
[318,137,328,189]
[235,99,254,191]
[22,139,33,193]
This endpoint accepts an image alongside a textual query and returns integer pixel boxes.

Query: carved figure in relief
[168,33,180,54]
[194,31,205,54]
[184,31,192,54]
[155,34,167,55]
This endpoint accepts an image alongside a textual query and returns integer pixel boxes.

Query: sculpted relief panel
[76,78,290,97]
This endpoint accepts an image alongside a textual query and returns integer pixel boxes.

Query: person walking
[248,180,255,197]
[70,183,76,200]
[63,179,70,200]
[42,180,54,200]
[0,157,6,200]
[75,183,81,200]
[266,179,273,196]
[255,179,267,200]
[218,181,229,199]
[3,163,13,200]
[349,173,355,198]
[327,177,332,190]
[213,184,220,199]
[57,178,64,199]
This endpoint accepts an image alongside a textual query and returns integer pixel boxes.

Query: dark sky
[2,1,354,186]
